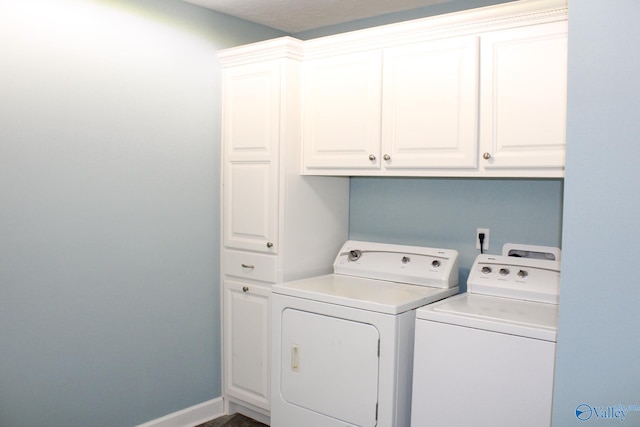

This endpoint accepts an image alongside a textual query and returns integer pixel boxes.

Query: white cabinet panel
[382,36,479,169]
[303,50,382,170]
[223,161,278,254]
[222,60,280,254]
[480,21,568,171]
[280,309,380,427]
[223,280,271,410]
[223,64,279,160]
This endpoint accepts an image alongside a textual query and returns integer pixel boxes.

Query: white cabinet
[222,60,280,254]
[218,37,350,418]
[302,37,479,173]
[479,20,568,173]
[223,279,271,409]
[301,0,568,177]
[382,36,480,170]
[302,50,382,170]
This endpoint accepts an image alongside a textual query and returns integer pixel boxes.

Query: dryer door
[280,308,380,427]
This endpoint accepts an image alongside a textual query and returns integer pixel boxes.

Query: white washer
[271,240,459,427]
[411,244,561,427]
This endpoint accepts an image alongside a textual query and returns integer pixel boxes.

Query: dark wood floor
[196,413,268,427]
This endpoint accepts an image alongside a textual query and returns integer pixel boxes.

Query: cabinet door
[222,62,279,253]
[223,279,271,410]
[303,50,382,171]
[382,36,479,169]
[480,21,568,172]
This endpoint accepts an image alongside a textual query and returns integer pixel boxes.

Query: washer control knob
[481,266,492,274]
[517,270,528,279]
[431,260,441,268]
[401,256,411,264]
[499,268,510,276]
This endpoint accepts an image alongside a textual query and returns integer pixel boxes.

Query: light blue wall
[0,1,282,426]
[552,1,640,425]
[349,178,563,290]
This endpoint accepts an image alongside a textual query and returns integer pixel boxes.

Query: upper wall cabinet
[383,35,480,170]
[301,0,568,178]
[303,36,479,172]
[303,50,382,170]
[479,21,568,172]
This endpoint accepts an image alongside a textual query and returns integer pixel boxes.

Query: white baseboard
[136,397,225,427]
[226,399,270,425]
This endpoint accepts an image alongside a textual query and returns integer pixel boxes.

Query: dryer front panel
[280,308,380,427]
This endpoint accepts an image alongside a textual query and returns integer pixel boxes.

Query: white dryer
[411,244,561,427]
[271,240,459,427]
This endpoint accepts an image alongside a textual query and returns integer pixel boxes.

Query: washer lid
[272,274,459,315]
[415,293,558,341]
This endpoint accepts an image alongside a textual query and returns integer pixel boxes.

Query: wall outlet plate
[476,228,490,250]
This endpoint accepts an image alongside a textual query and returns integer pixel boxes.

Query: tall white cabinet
[218,38,349,421]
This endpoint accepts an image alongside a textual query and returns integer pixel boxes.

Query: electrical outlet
[476,228,490,250]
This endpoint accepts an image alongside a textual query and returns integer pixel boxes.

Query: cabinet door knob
[368,154,376,161]
[383,154,391,161]
[242,286,249,292]
[483,152,492,160]
[266,242,274,248]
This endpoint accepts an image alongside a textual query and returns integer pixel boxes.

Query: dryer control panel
[333,240,459,289]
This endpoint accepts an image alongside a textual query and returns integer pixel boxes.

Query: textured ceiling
[182,0,454,33]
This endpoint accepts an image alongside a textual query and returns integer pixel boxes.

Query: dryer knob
[481,266,492,274]
[517,270,528,279]
[431,260,441,268]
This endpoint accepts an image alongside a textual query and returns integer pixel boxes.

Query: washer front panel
[411,319,555,427]
[272,274,458,314]
[415,293,558,341]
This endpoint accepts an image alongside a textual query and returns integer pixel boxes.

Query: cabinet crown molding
[217,0,567,63]
[304,0,567,59]
[218,36,304,67]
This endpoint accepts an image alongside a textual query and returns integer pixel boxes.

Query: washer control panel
[468,254,561,304]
